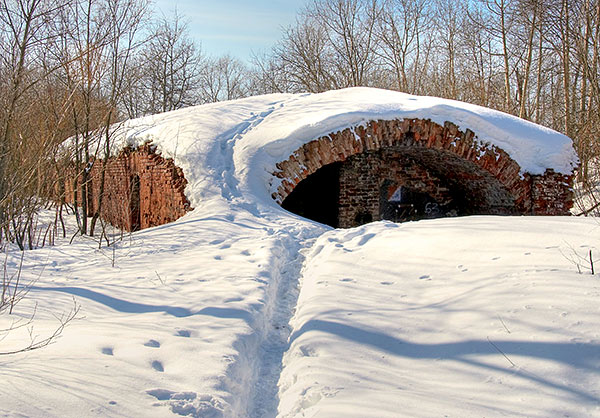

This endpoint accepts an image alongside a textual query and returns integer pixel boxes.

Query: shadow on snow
[290,319,600,404]
[30,286,252,323]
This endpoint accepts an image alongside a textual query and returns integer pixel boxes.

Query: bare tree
[88,0,149,237]
[269,19,336,92]
[199,54,249,103]
[0,0,67,250]
[308,0,381,87]
[377,0,433,93]
[139,11,204,113]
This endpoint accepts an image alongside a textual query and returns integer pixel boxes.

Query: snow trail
[246,229,318,417]
[210,106,278,201]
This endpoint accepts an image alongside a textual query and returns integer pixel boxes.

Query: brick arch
[272,118,573,226]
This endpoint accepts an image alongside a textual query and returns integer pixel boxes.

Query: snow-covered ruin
[7,89,598,418]
[72,88,577,230]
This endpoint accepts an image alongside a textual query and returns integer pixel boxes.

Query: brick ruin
[65,118,574,232]
[274,118,574,228]
[65,143,191,231]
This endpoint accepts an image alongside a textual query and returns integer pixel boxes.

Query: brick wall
[273,118,574,227]
[338,150,456,227]
[65,143,191,231]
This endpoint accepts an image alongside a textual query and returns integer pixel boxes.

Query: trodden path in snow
[246,229,318,418]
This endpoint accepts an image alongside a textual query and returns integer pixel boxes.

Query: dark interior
[281,162,341,227]
[379,179,449,222]
[280,147,516,228]
[129,174,141,231]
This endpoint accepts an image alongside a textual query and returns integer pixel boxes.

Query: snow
[1,89,595,418]
[278,217,600,417]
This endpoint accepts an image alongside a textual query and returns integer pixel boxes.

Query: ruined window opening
[379,179,450,223]
[129,174,141,231]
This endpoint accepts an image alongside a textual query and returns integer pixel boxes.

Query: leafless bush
[1,249,80,355]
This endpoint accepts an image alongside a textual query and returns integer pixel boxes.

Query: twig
[9,251,25,314]
[575,199,600,216]
[0,298,80,355]
[497,314,511,334]
[590,250,594,275]
[154,270,165,286]
[487,336,517,368]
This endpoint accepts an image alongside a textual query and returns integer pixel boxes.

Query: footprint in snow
[339,278,355,283]
[146,390,223,417]
[101,347,114,356]
[419,275,431,280]
[492,257,500,261]
[176,330,191,338]
[151,360,164,372]
[144,339,161,348]
[380,281,394,285]
[213,255,222,260]
[146,389,197,401]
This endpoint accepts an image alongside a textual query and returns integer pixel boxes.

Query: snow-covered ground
[279,217,600,417]
[2,89,597,417]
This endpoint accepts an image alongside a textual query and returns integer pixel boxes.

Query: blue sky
[155,0,308,62]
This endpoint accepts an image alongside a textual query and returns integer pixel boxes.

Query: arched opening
[281,146,518,228]
[274,118,574,227]
[129,174,141,231]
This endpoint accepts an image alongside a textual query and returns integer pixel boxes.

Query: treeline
[256,0,599,162]
[1,0,599,249]
[0,0,255,247]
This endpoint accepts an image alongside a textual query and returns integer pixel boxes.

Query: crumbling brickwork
[66,143,191,231]
[273,118,574,227]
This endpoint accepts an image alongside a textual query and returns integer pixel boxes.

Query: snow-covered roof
[113,87,578,207]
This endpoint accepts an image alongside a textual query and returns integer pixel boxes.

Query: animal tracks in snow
[151,360,164,372]
[100,335,174,378]
[144,339,161,348]
[101,347,114,356]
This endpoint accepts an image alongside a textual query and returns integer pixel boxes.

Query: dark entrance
[281,162,341,227]
[280,146,517,228]
[129,174,141,231]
